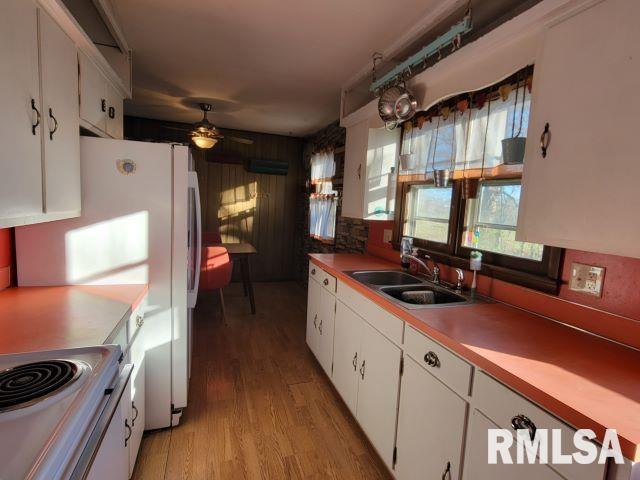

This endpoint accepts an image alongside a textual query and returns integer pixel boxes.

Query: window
[461,180,543,261]
[403,184,452,244]
[309,150,337,242]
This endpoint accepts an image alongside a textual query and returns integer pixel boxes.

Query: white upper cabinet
[40,9,81,216]
[79,51,125,140]
[517,0,640,258]
[0,1,81,227]
[0,0,43,223]
[342,120,400,220]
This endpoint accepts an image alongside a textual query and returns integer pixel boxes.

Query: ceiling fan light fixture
[190,103,223,149]
[192,134,218,149]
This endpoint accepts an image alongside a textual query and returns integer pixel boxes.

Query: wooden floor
[132,282,391,480]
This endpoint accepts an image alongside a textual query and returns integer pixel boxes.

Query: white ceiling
[112,0,458,136]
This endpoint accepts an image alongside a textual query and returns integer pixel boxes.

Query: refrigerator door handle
[187,171,202,308]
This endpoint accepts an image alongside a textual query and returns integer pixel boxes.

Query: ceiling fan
[164,103,254,149]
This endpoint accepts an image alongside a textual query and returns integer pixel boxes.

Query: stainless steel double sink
[346,270,477,309]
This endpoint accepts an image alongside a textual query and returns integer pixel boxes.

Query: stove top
[0,360,86,413]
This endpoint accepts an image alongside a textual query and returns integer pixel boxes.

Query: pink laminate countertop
[0,284,148,355]
[310,253,640,462]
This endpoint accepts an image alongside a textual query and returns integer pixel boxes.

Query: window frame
[393,177,563,294]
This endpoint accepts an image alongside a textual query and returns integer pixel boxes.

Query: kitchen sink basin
[380,285,467,307]
[350,270,424,286]
[346,269,480,309]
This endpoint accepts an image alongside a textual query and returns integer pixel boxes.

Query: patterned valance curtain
[309,150,337,242]
[400,80,531,179]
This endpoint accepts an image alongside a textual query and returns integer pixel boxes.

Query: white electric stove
[0,345,128,480]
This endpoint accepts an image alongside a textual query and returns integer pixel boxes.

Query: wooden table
[209,242,257,314]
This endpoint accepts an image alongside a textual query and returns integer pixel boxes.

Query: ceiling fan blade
[162,125,192,132]
[228,136,254,145]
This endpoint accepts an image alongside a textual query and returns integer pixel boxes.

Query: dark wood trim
[392,176,563,294]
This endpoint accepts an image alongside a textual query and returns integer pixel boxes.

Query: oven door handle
[69,364,133,480]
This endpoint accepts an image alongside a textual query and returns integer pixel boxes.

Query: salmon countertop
[0,285,148,355]
[310,253,640,462]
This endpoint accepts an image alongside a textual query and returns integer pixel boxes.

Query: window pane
[403,185,452,244]
[462,181,543,261]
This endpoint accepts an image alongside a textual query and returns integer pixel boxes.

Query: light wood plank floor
[132,282,391,480]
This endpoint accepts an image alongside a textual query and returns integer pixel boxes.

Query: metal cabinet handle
[323,278,329,286]
[313,313,317,329]
[101,98,107,112]
[540,122,550,158]
[124,419,132,446]
[359,360,366,380]
[136,315,144,328]
[442,461,451,480]
[131,401,139,426]
[352,352,358,371]
[424,351,440,368]
[48,108,58,140]
[511,414,537,441]
[319,318,323,335]
[311,268,316,275]
[108,106,115,119]
[357,163,362,179]
[31,99,41,135]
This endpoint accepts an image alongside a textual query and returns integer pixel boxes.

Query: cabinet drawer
[474,372,605,480]
[308,261,336,293]
[336,280,403,346]
[404,325,472,398]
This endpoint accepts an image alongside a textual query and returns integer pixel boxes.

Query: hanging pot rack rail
[370,12,473,94]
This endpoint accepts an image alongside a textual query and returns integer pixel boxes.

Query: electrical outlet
[569,262,605,297]
[383,229,393,243]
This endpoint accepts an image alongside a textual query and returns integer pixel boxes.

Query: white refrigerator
[15,137,202,430]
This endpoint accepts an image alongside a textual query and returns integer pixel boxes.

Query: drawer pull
[319,318,323,335]
[442,461,451,480]
[511,414,537,441]
[352,352,358,371]
[323,278,329,286]
[313,313,318,329]
[31,99,41,135]
[424,351,440,368]
[48,108,58,140]
[359,360,366,380]
[101,98,107,112]
[108,106,116,119]
[136,315,144,328]
[311,268,316,275]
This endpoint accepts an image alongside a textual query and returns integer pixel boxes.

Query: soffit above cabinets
[38,0,132,98]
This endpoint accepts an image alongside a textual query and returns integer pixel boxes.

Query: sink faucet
[404,254,440,284]
[454,268,464,292]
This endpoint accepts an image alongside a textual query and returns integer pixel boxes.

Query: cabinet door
[316,286,336,375]
[332,301,363,413]
[39,9,81,215]
[356,321,402,468]
[0,0,43,222]
[463,409,563,480]
[87,376,130,480]
[129,348,145,477]
[106,84,124,139]
[306,277,322,356]
[364,127,400,220]
[342,120,368,218]
[517,0,640,258]
[79,51,108,133]
[395,357,467,480]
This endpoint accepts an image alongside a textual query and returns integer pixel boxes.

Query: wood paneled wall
[124,116,303,281]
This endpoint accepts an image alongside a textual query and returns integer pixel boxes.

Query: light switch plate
[569,262,605,297]
[383,229,393,243]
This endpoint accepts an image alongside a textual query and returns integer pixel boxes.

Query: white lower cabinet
[306,269,336,376]
[127,333,146,477]
[395,356,468,480]
[464,409,563,480]
[356,320,402,469]
[332,301,364,413]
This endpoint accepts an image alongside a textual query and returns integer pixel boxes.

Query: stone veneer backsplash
[296,121,369,283]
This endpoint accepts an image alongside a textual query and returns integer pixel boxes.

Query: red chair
[200,246,233,320]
